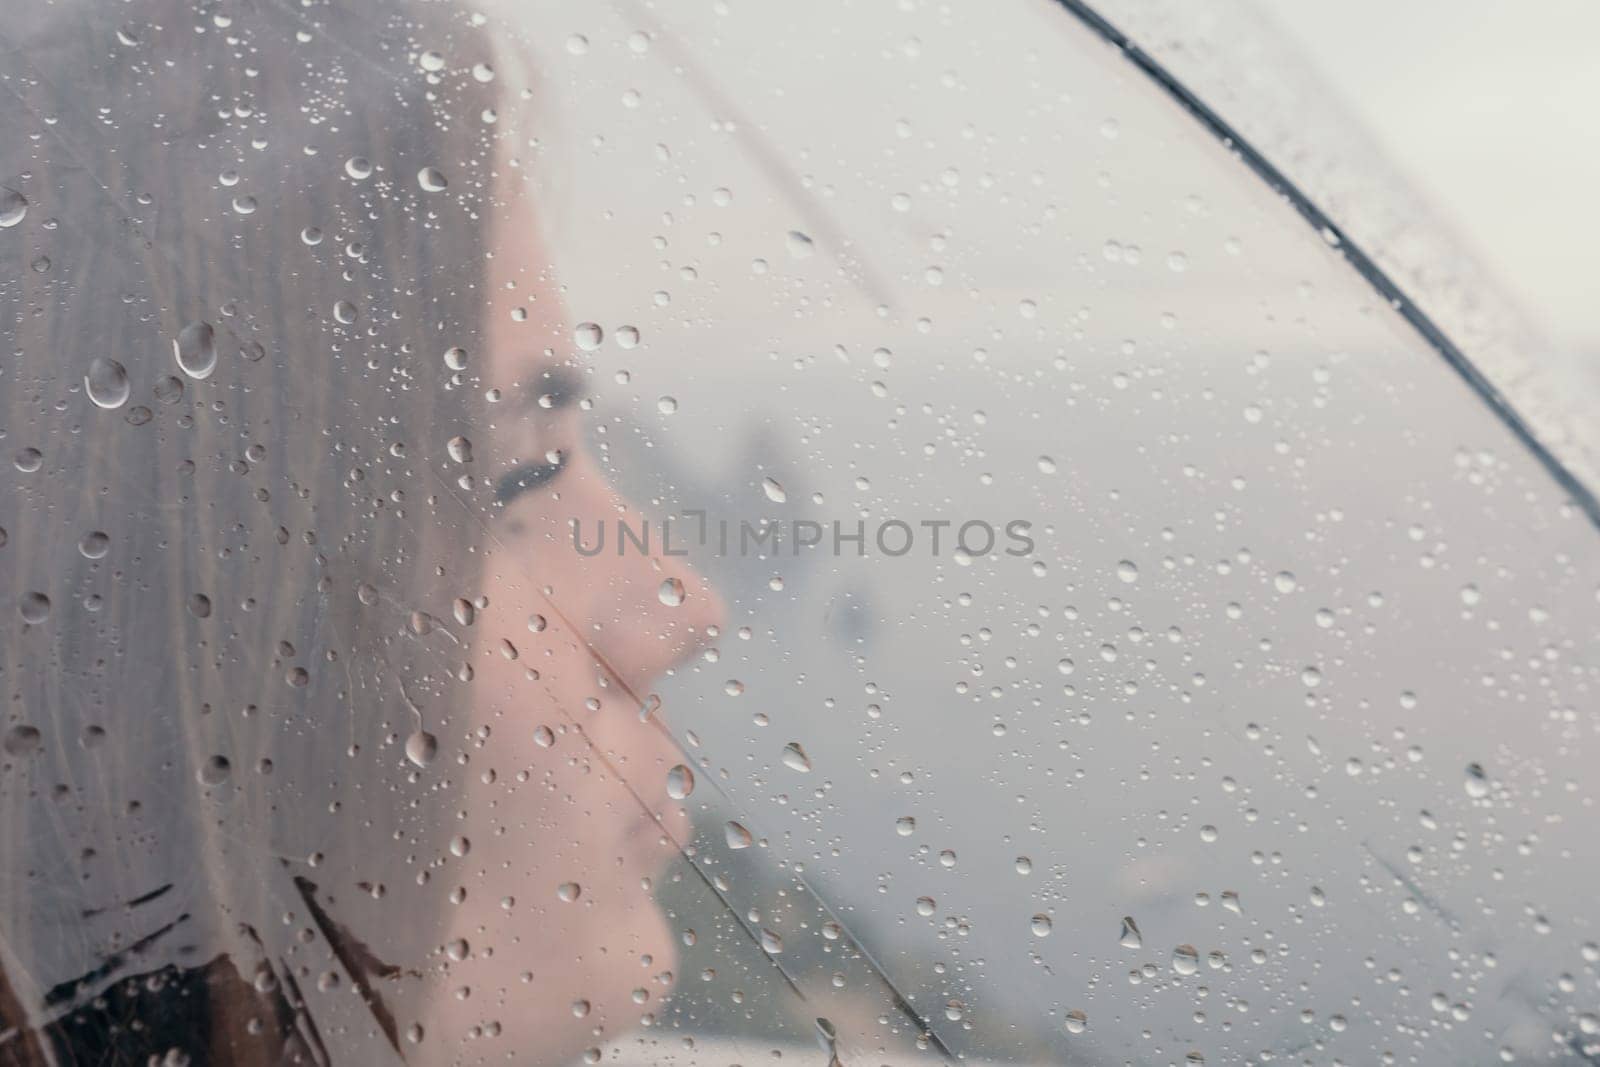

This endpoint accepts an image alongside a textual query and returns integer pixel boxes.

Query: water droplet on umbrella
[1464,762,1490,799]
[895,815,916,836]
[616,325,640,348]
[814,1018,837,1055]
[3,725,42,756]
[154,376,185,404]
[786,230,814,258]
[1172,944,1199,976]
[444,346,468,370]
[574,322,603,350]
[1030,914,1052,937]
[781,742,811,772]
[657,395,678,415]
[188,593,212,619]
[174,322,217,380]
[198,755,231,785]
[557,881,582,902]
[345,156,373,180]
[1119,915,1142,948]
[762,477,787,503]
[84,357,130,409]
[14,448,42,473]
[1063,1010,1088,1034]
[1037,455,1057,474]
[658,578,686,607]
[418,167,448,192]
[446,435,472,463]
[231,195,257,215]
[19,592,50,625]
[0,189,28,228]
[666,764,695,800]
[333,300,358,324]
[760,928,784,953]
[724,821,752,849]
[406,730,438,767]
[79,531,110,559]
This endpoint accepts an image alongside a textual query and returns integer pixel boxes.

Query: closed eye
[495,455,567,504]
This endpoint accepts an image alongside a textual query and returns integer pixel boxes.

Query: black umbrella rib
[1044,0,1600,533]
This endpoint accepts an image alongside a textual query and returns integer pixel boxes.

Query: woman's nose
[600,550,726,693]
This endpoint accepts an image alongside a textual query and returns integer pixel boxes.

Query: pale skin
[412,115,726,1063]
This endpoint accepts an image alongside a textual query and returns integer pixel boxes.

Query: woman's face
[413,218,725,1059]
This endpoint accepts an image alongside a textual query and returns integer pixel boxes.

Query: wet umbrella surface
[2,1,1597,1065]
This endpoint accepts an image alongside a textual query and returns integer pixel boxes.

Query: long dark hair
[1,0,505,1060]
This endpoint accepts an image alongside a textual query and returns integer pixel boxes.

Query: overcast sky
[1267,0,1600,356]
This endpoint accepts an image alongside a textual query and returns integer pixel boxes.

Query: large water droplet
[1030,914,1052,937]
[78,531,110,559]
[406,730,438,767]
[724,821,753,849]
[84,357,130,409]
[785,230,814,258]
[197,755,232,785]
[418,167,448,192]
[19,592,51,625]
[1119,915,1142,949]
[0,189,26,229]
[1464,762,1490,799]
[759,928,784,954]
[556,881,582,902]
[658,578,686,607]
[174,322,217,380]
[666,764,695,800]
[781,742,811,772]
[762,477,787,504]
[574,322,603,351]
[2,724,42,756]
[1063,1010,1088,1034]
[1172,944,1199,976]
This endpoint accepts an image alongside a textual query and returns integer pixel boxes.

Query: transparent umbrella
[2,1,1596,1065]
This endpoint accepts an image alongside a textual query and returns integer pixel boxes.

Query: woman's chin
[418,897,679,1066]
